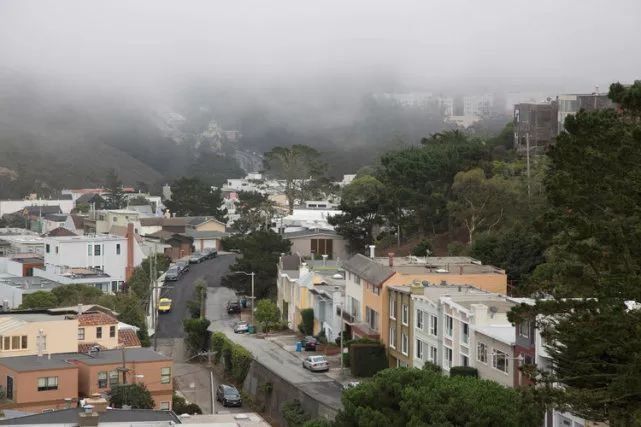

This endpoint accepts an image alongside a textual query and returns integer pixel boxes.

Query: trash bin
[296,341,302,352]
[248,325,256,334]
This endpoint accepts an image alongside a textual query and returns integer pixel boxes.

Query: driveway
[157,254,237,338]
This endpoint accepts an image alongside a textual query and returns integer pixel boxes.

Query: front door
[6,376,13,400]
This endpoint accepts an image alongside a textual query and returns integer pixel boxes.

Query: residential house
[0,199,74,217]
[277,255,302,328]
[34,225,144,293]
[74,192,106,211]
[36,214,69,235]
[0,233,45,256]
[388,285,420,367]
[83,210,142,235]
[146,231,193,261]
[513,101,558,153]
[58,348,173,410]
[557,92,614,133]
[0,355,79,413]
[0,406,181,425]
[76,312,119,352]
[284,229,348,261]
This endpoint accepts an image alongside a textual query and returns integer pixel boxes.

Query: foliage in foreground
[109,383,154,409]
[333,367,543,427]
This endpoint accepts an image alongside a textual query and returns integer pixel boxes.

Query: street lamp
[231,271,255,326]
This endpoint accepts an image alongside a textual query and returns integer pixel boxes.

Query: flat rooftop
[53,347,171,365]
[451,298,515,313]
[0,311,71,322]
[0,354,77,372]
[45,234,126,243]
[372,256,504,275]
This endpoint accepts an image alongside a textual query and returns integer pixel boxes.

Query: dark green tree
[233,191,276,234]
[104,168,126,209]
[264,145,327,214]
[183,318,211,356]
[20,291,59,309]
[520,82,641,424]
[334,367,543,427]
[108,383,154,409]
[164,177,227,221]
[254,299,281,333]
[221,231,291,299]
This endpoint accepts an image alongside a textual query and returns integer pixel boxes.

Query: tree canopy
[104,168,126,210]
[164,176,227,220]
[109,383,154,409]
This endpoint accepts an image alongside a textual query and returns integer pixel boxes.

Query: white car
[302,355,329,372]
[233,321,249,333]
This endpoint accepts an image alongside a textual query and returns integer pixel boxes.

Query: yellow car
[158,298,172,313]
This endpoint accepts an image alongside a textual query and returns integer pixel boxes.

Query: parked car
[227,301,241,314]
[302,336,318,351]
[302,355,329,372]
[203,248,218,259]
[158,298,172,313]
[189,252,203,264]
[216,384,242,407]
[176,260,190,275]
[164,266,180,282]
[233,321,249,333]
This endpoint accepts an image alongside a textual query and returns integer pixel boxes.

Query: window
[444,347,453,369]
[160,401,170,410]
[477,343,488,363]
[416,310,423,329]
[55,246,58,254]
[493,349,509,373]
[389,295,396,319]
[365,307,378,331]
[11,336,19,349]
[113,217,118,222]
[430,315,438,336]
[389,327,396,349]
[21,335,27,349]
[3,336,9,350]
[161,367,171,384]
[94,244,101,256]
[96,327,102,339]
[110,326,116,338]
[461,355,469,367]
[430,346,438,362]
[401,304,409,325]
[445,315,453,337]
[310,239,333,258]
[369,284,380,296]
[78,328,85,340]
[116,244,121,255]
[46,244,50,253]
[38,376,58,391]
[354,275,360,285]
[416,339,424,360]
[109,370,119,386]
[98,371,108,388]
[518,320,530,338]
[401,333,408,355]
[461,323,469,344]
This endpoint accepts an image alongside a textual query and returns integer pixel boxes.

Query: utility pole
[526,132,531,200]
[200,284,207,320]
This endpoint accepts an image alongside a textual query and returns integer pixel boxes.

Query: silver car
[302,355,329,372]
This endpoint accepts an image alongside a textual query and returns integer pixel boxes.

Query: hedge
[211,331,253,383]
[299,308,314,335]
[449,366,479,378]
[350,343,388,377]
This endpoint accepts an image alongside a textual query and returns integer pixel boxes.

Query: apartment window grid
[160,401,170,410]
[389,295,396,319]
[401,332,409,356]
[493,349,509,373]
[389,326,396,349]
[401,304,409,325]
[477,342,488,364]
[429,315,438,336]
[116,244,121,255]
[37,376,58,391]
[94,244,101,256]
[1,335,29,351]
[161,367,171,384]
[445,315,453,337]
[354,275,361,285]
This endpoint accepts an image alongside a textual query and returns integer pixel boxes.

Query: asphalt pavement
[156,254,237,338]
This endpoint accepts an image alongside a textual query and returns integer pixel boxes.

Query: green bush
[211,331,226,364]
[342,352,350,367]
[172,393,203,415]
[350,343,388,377]
[230,343,252,383]
[300,308,314,335]
[411,239,433,257]
[422,362,442,374]
[282,399,310,427]
[210,332,253,383]
[450,366,479,378]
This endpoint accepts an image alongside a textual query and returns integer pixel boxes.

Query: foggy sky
[1,0,640,99]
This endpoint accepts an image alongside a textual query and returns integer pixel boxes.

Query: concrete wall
[0,284,23,308]
[0,318,78,357]
[0,365,78,412]
[243,359,341,425]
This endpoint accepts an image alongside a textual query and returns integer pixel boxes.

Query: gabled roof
[0,408,181,425]
[45,227,77,237]
[343,253,395,286]
[118,328,141,347]
[70,214,84,229]
[17,205,62,216]
[75,192,105,205]
[43,213,68,222]
[284,229,341,239]
[186,216,225,227]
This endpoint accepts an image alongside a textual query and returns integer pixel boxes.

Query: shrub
[211,332,226,364]
[449,366,479,378]
[447,241,467,256]
[300,308,314,335]
[282,399,310,427]
[342,352,350,367]
[422,361,442,374]
[210,331,253,383]
[411,239,433,257]
[230,343,252,383]
[350,343,388,377]
[172,393,202,415]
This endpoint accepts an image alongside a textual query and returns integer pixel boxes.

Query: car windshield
[223,386,239,396]
[311,356,326,362]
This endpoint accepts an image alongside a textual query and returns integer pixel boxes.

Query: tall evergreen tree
[104,168,126,209]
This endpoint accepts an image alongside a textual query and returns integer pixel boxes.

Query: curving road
[156,254,237,338]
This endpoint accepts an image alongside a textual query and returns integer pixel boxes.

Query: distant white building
[463,94,494,118]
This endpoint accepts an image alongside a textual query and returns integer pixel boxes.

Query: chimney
[368,245,375,259]
[388,252,395,267]
[84,396,108,413]
[78,406,99,427]
[125,223,135,281]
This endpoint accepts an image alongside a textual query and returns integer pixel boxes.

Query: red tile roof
[46,227,77,237]
[118,329,141,348]
[78,312,118,326]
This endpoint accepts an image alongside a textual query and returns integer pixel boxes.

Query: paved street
[157,254,237,338]
[206,286,344,410]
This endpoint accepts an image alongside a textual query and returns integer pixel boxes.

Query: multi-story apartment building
[513,101,558,153]
[34,225,144,293]
[557,92,614,133]
[388,285,419,367]
[463,94,494,118]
